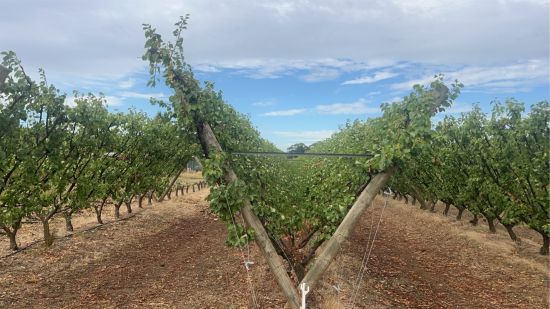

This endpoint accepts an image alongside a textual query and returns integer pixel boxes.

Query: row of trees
[144,16,548,306]
[0,51,199,250]
[389,100,549,254]
[3,15,545,307]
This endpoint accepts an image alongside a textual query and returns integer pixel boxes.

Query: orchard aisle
[0,191,547,308]
[0,189,285,308]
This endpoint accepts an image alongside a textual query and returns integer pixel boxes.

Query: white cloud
[386,96,403,103]
[252,100,275,107]
[64,95,124,107]
[315,99,380,115]
[64,96,77,107]
[300,68,342,82]
[118,78,136,89]
[392,60,549,92]
[117,91,166,99]
[104,96,124,107]
[342,71,399,85]
[1,0,547,88]
[194,64,221,73]
[206,58,382,81]
[263,108,307,116]
[441,102,473,114]
[273,130,334,142]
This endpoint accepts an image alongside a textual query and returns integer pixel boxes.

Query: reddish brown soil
[0,191,548,308]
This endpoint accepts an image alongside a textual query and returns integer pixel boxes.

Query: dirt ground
[0,189,548,308]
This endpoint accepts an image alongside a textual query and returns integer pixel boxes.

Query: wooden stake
[300,166,396,290]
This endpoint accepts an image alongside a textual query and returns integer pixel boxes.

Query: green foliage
[392,99,549,247]
[287,143,310,154]
[0,51,200,247]
[140,18,463,256]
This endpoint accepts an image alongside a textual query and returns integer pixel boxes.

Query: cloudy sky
[2,0,549,149]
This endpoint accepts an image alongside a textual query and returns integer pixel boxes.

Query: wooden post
[195,120,301,309]
[299,166,396,290]
[157,168,184,202]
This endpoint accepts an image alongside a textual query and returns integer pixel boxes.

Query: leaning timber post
[299,166,396,291]
[157,168,185,202]
[194,120,301,309]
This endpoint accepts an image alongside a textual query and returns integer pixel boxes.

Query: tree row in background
[0,51,199,251]
[389,100,549,255]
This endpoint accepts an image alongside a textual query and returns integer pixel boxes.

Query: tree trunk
[95,208,104,224]
[114,201,123,220]
[486,218,496,233]
[299,166,397,291]
[125,200,132,214]
[42,219,54,247]
[192,184,195,192]
[540,232,549,255]
[443,203,451,216]
[167,190,172,200]
[403,195,409,204]
[148,192,153,206]
[429,201,436,213]
[94,197,107,224]
[456,206,465,220]
[175,186,179,196]
[503,223,519,242]
[186,186,189,193]
[2,220,21,251]
[138,194,145,208]
[419,198,428,210]
[470,214,479,226]
[8,231,17,251]
[64,211,74,233]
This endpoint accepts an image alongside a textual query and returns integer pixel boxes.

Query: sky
[1,0,549,150]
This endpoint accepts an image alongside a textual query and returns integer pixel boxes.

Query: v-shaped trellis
[193,117,396,308]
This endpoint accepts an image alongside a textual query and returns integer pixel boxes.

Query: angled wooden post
[194,120,301,309]
[300,166,396,290]
[157,167,185,202]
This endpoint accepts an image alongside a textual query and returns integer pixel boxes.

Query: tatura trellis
[2,14,546,309]
[142,16,461,308]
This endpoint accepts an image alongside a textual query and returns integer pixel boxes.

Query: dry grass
[179,171,204,185]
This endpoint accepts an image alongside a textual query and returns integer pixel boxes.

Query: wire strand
[347,192,390,309]
[224,190,260,308]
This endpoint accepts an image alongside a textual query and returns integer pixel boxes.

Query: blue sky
[2,0,548,150]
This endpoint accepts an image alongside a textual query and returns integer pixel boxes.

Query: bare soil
[0,190,548,308]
